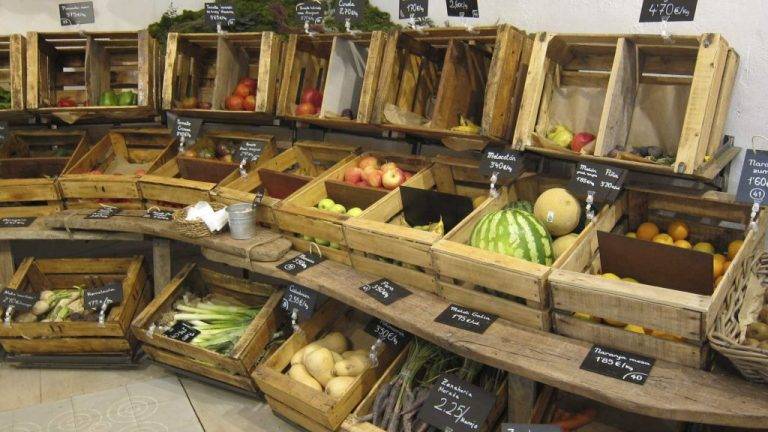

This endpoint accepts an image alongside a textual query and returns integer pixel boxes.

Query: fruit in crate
[239,77,257,92]
[180,96,199,109]
[667,220,689,241]
[636,222,659,241]
[547,124,574,148]
[693,242,715,254]
[652,233,674,245]
[99,90,118,106]
[411,218,444,236]
[571,132,595,153]
[533,188,581,236]
[296,102,317,116]
[450,115,481,134]
[117,91,137,106]
[57,97,77,107]
[344,167,363,184]
[382,169,404,190]
[243,95,256,111]
[728,240,743,260]
[358,156,379,170]
[226,95,244,111]
[552,233,579,259]
[346,207,363,217]
[234,83,251,98]
[301,87,323,108]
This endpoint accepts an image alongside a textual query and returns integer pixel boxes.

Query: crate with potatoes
[252,302,407,431]
[431,174,621,330]
[513,33,739,180]
[275,152,430,265]
[343,155,496,293]
[139,132,277,209]
[548,187,768,368]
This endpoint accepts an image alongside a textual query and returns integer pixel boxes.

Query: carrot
[551,407,598,431]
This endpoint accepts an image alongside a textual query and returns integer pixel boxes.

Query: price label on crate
[479,149,524,180]
[364,318,411,348]
[446,0,479,18]
[502,425,562,432]
[399,0,428,19]
[435,304,497,334]
[235,141,264,163]
[84,282,123,311]
[417,374,495,432]
[277,252,326,276]
[59,1,95,26]
[0,121,8,143]
[567,162,627,204]
[164,321,200,343]
[639,0,697,22]
[0,289,39,312]
[334,0,363,23]
[359,278,411,306]
[0,217,35,228]
[580,345,655,385]
[86,207,121,219]
[296,0,325,24]
[172,117,203,142]
[736,150,768,205]
[204,2,237,29]
[143,210,174,221]
[280,284,318,322]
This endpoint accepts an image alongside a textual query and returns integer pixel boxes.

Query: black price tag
[502,425,562,432]
[83,281,123,311]
[296,0,325,24]
[580,345,655,385]
[173,117,203,142]
[0,217,35,228]
[277,252,326,275]
[359,278,411,306]
[334,0,363,23]
[280,284,319,322]
[435,304,497,334]
[446,0,479,18]
[164,321,200,343]
[85,207,121,219]
[59,1,95,26]
[143,210,174,221]
[235,141,264,164]
[567,162,627,204]
[736,150,768,205]
[639,0,697,22]
[204,2,236,29]
[417,374,495,432]
[364,318,411,348]
[0,121,8,143]
[0,289,39,312]
[479,149,525,180]
[399,0,428,19]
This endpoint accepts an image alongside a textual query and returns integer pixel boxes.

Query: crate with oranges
[547,187,768,369]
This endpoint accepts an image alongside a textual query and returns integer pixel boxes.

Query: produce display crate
[211,141,359,228]
[0,129,89,216]
[275,152,431,265]
[131,263,283,393]
[0,34,28,122]
[344,156,492,293]
[373,26,530,149]
[59,128,176,209]
[0,256,148,357]
[252,302,404,432]
[162,32,282,123]
[513,33,739,179]
[139,132,277,209]
[277,32,386,133]
[26,30,161,124]
[431,173,621,331]
[548,188,768,368]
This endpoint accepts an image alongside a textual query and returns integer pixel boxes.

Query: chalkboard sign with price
[334,0,363,23]
[173,117,203,142]
[446,0,479,18]
[59,2,95,26]
[479,149,524,180]
[204,3,237,29]
[399,0,428,19]
[364,318,411,347]
[296,1,325,24]
[580,345,655,385]
[736,150,768,205]
[639,0,697,22]
[280,284,319,322]
[417,374,496,432]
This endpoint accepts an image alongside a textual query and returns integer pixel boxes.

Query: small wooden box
[275,152,430,265]
[59,128,176,209]
[0,256,148,356]
[252,302,403,432]
[139,132,277,209]
[163,32,282,122]
[548,188,768,368]
[0,34,28,122]
[211,141,359,228]
[514,33,739,179]
[26,30,161,124]
[374,26,530,148]
[131,263,283,392]
[0,129,89,217]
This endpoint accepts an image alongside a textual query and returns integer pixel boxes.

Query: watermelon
[469,207,554,266]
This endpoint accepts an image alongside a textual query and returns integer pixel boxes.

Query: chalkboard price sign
[0,289,39,312]
[143,210,174,221]
[736,150,768,205]
[502,425,562,432]
[235,141,264,164]
[359,278,411,306]
[0,121,8,143]
[164,321,200,343]
[277,252,326,276]
[479,149,525,180]
[399,0,428,19]
[417,374,495,432]
[296,1,325,24]
[364,318,411,347]
[173,117,203,142]
[280,284,319,322]
[580,345,655,385]
[567,162,627,204]
[0,217,35,228]
[639,0,697,22]
[334,0,363,23]
[84,282,123,311]
[446,0,479,18]
[435,304,497,334]
[204,2,237,29]
[59,1,95,26]
[86,207,121,220]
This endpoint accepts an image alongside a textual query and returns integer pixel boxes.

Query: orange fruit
[713,253,726,264]
[715,275,724,286]
[636,222,660,241]
[713,258,725,279]
[723,260,731,274]
[728,240,744,260]
[674,239,692,249]
[652,233,674,245]
[667,220,690,241]
[693,242,715,254]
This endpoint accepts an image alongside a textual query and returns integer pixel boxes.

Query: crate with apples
[0,34,28,123]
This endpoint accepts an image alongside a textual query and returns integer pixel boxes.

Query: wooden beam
[594,38,639,157]
[152,237,171,296]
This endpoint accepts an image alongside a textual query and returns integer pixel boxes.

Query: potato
[331,351,343,363]
[304,347,335,386]
[316,332,348,353]
[747,322,768,341]
[288,364,322,391]
[759,306,768,324]
[342,349,368,359]
[291,342,320,365]
[325,376,356,399]
[760,340,768,351]
[744,338,761,348]
[333,355,371,377]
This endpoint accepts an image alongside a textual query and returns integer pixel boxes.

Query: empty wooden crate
[513,33,739,179]
[0,34,27,122]
[131,263,283,392]
[0,256,149,358]
[163,32,282,122]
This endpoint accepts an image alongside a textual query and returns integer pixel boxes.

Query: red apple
[296,102,317,116]
[239,77,257,92]
[355,180,369,187]
[403,171,414,181]
[234,83,251,98]
[344,167,363,184]
[134,169,146,176]
[226,95,244,110]
[301,88,323,107]
[380,162,398,173]
[367,171,383,188]
[358,156,379,170]
[382,169,404,190]
[571,132,596,153]
[361,165,378,181]
[243,95,256,111]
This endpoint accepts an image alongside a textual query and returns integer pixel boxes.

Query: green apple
[330,203,347,214]
[318,198,335,210]
[346,207,363,217]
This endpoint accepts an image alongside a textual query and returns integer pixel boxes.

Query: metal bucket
[226,203,256,240]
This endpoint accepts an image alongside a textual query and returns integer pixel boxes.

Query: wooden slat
[594,38,639,157]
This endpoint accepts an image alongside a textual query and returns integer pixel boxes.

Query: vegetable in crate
[16,287,95,323]
[0,88,11,109]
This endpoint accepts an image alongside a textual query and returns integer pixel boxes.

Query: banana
[450,114,481,134]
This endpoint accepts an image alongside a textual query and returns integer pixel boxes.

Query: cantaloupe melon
[533,188,581,236]
[552,233,579,259]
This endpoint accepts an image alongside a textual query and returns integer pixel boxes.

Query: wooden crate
[0,129,89,216]
[131,263,283,392]
[275,152,430,265]
[548,188,768,368]
[277,32,387,133]
[373,26,530,149]
[162,32,282,123]
[344,156,491,293]
[431,174,622,331]
[513,33,739,179]
[252,301,404,432]
[211,141,359,228]
[59,128,176,209]
[0,256,148,356]
[0,34,28,122]
[26,30,161,124]
[139,132,277,209]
